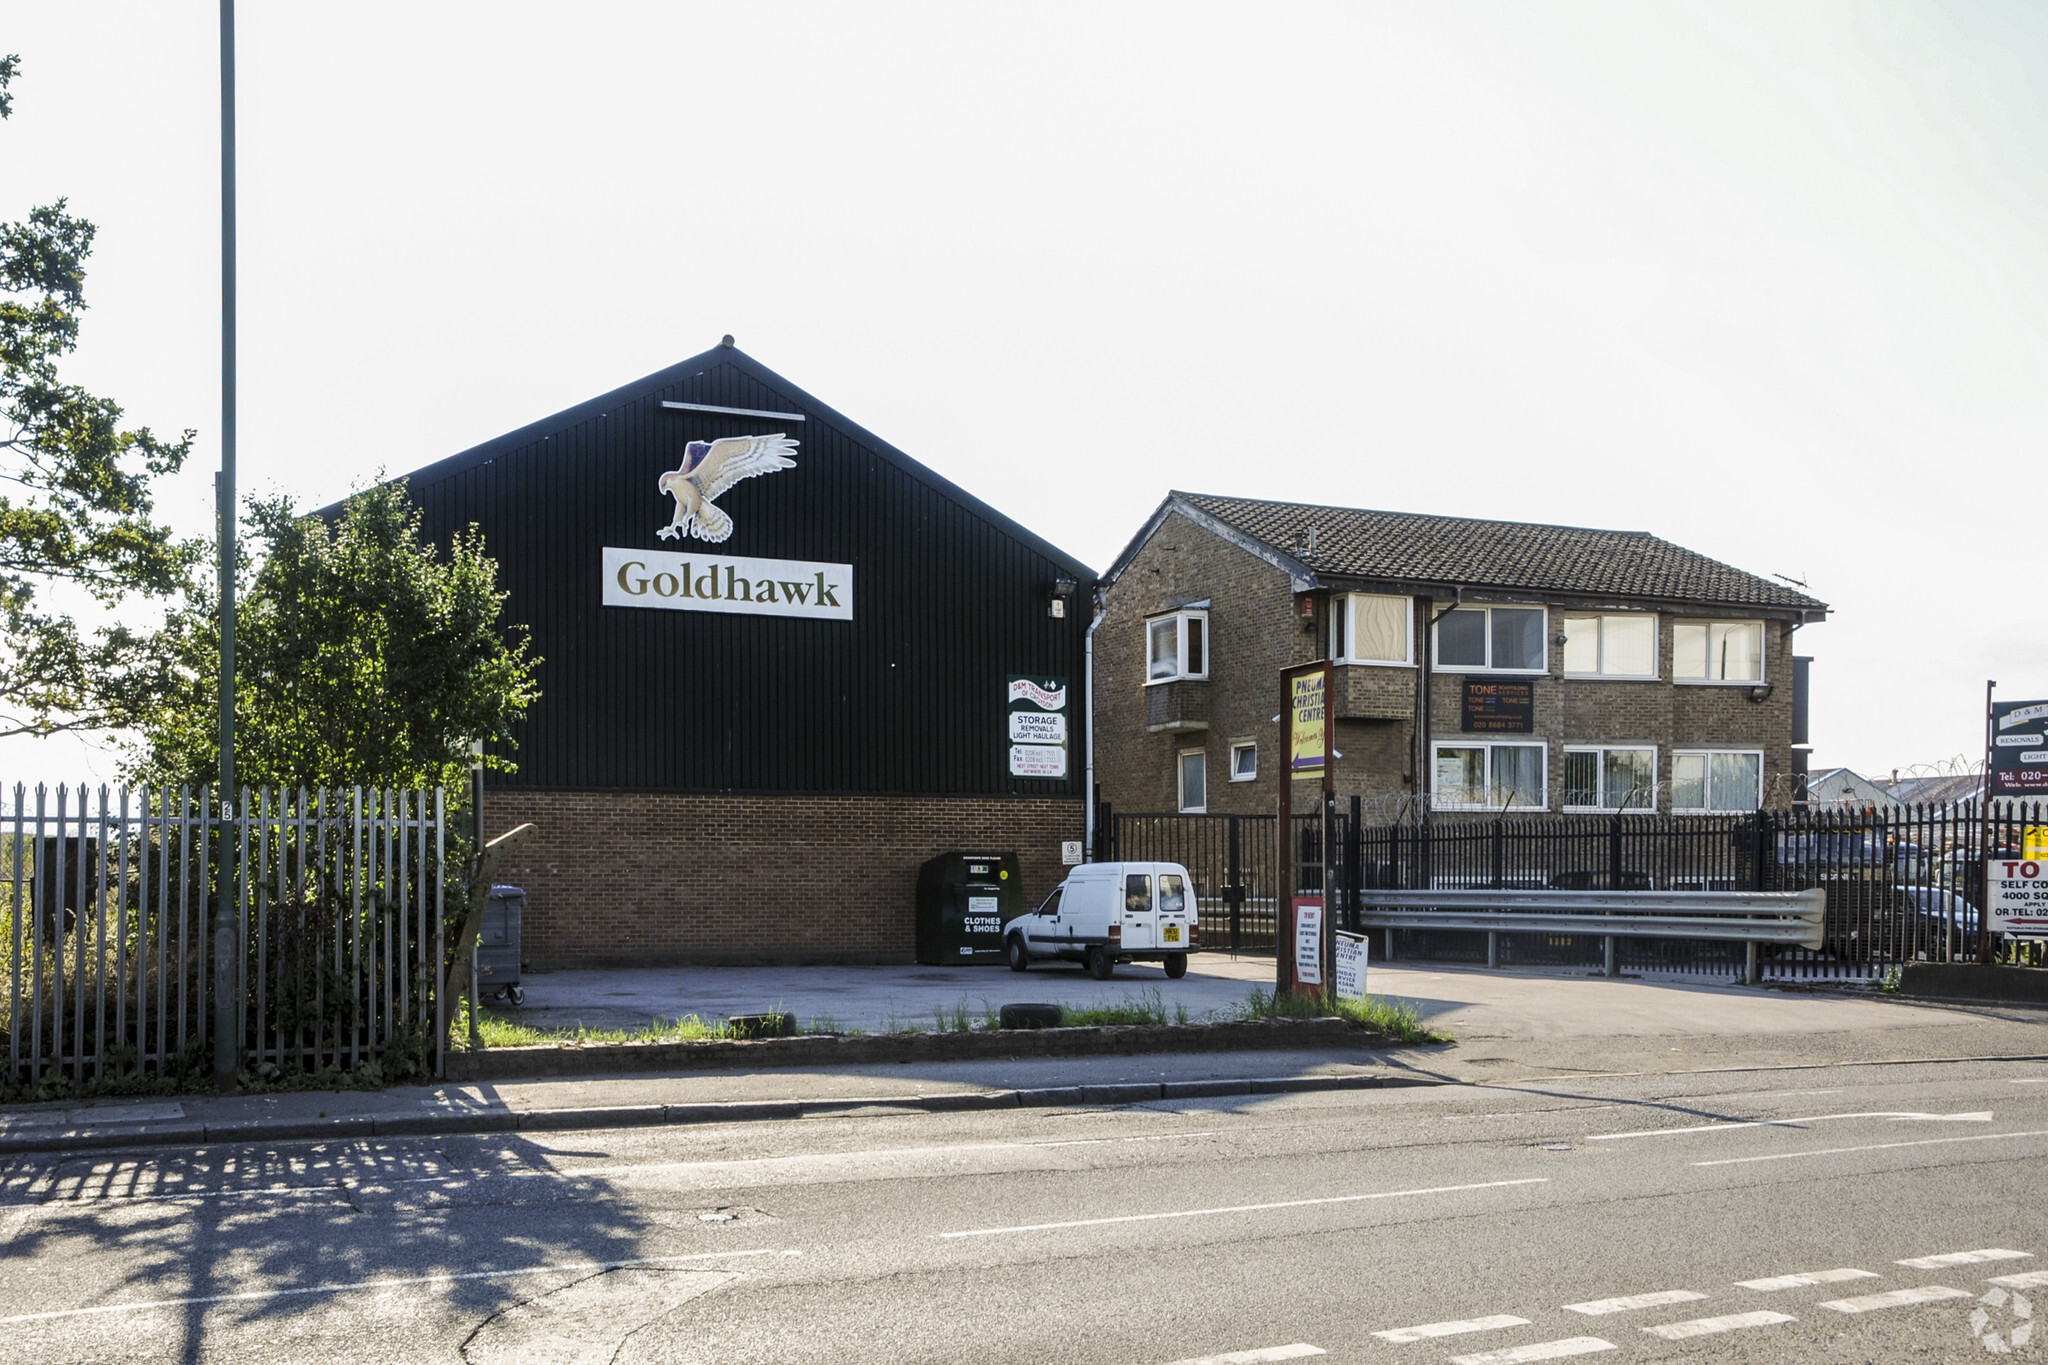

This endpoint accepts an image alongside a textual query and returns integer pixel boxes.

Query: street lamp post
[213,0,240,1090]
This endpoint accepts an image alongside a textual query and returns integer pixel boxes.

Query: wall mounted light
[1047,577,1078,618]
[1748,684,1774,703]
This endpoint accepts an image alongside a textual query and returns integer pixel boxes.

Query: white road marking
[1819,1286,1973,1314]
[0,1248,791,1325]
[937,1177,1548,1238]
[1587,1110,1991,1141]
[1372,1315,1530,1343]
[1736,1268,1878,1290]
[1563,1290,1707,1315]
[1989,1272,2048,1289]
[1162,1346,1325,1365]
[1448,1338,1616,1365]
[1643,1310,1796,1340]
[1898,1249,2032,1269]
[1692,1127,2048,1166]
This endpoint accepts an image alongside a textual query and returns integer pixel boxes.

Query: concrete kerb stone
[0,1071,1448,1156]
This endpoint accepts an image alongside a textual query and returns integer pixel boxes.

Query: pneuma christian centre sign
[604,548,854,621]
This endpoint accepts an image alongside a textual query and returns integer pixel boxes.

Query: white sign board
[1009,745,1067,778]
[1334,931,1368,1003]
[1989,856,2048,939]
[1060,840,1083,866]
[1009,711,1068,744]
[1294,898,1324,986]
[604,548,853,620]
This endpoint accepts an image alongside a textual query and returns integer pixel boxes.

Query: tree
[129,481,540,792]
[0,55,202,740]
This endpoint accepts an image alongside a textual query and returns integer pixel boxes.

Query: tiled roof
[1175,492,1827,612]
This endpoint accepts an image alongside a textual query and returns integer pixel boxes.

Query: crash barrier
[0,784,450,1087]
[1354,887,1826,982]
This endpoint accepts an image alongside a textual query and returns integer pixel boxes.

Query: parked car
[1006,860,1199,979]
[1898,884,1981,940]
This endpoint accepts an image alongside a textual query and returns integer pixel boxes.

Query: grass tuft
[1234,986,1447,1044]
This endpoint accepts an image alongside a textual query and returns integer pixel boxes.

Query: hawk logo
[656,434,798,543]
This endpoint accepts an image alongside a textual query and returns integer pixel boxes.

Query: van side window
[1158,875,1186,913]
[1037,887,1063,916]
[1124,875,1151,913]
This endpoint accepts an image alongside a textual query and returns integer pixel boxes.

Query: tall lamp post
[213,0,240,1090]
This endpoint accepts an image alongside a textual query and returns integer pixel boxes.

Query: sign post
[1278,658,1335,997]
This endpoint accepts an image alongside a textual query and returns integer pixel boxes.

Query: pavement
[3,960,2044,1155]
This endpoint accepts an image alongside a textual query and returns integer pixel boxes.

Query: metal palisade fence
[0,784,449,1090]
[1104,800,2045,979]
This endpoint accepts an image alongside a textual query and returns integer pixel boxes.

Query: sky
[4,1,2046,789]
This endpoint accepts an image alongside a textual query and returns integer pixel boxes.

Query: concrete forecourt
[0,966,2043,1363]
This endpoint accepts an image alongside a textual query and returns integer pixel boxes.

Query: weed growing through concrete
[1236,987,1445,1044]
[1061,988,1171,1027]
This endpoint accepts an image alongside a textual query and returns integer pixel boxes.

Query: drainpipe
[1084,586,1105,861]
[1418,587,1465,816]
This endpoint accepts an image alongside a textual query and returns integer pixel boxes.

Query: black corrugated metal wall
[405,347,1092,797]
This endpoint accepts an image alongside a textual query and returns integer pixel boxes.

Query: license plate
[1164,926,1180,943]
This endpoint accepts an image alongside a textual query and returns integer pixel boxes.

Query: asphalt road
[3,1057,2046,1363]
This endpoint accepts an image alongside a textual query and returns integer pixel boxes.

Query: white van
[1005,861,1199,980]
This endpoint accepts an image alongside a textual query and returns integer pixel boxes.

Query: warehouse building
[401,340,1093,965]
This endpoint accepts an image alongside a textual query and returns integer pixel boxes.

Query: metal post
[1603,934,1617,977]
[1979,680,1997,965]
[1745,940,1759,986]
[212,0,240,1092]
[1486,931,1498,970]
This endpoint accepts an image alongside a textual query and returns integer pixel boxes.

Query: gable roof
[1107,491,1826,616]
[330,342,1097,583]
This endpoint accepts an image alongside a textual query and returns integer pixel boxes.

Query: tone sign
[1334,931,1368,1003]
[1294,896,1324,986]
[1289,672,1327,775]
[1008,676,1068,779]
[1463,679,1535,734]
[604,548,853,620]
[1990,701,2048,795]
[1989,830,2048,939]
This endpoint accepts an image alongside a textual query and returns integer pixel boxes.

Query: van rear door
[1120,871,1156,950]
[1157,870,1191,951]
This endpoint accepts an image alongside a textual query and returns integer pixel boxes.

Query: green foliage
[1061,988,1172,1027]
[128,481,540,791]
[0,55,201,740]
[1237,985,1448,1043]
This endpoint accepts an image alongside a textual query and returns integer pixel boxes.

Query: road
[2,1053,2045,1363]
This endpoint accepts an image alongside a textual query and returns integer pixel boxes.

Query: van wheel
[1086,945,1115,980]
[1164,953,1187,980]
[1007,934,1029,972]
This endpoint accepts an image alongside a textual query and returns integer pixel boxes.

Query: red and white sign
[1989,852,2048,939]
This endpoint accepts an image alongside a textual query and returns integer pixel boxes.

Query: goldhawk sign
[603,548,854,621]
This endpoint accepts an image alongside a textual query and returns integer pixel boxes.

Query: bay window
[1673,620,1763,683]
[1147,610,1208,682]
[1672,750,1762,812]
[1433,741,1547,810]
[1435,605,1548,672]
[1330,593,1413,665]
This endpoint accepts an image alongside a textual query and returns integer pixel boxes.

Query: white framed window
[1562,614,1658,679]
[1147,610,1208,683]
[1432,741,1547,810]
[1178,749,1208,812]
[1330,593,1414,665]
[1673,620,1764,683]
[1672,749,1763,812]
[1563,745,1657,812]
[1229,741,1258,782]
[1434,605,1549,673]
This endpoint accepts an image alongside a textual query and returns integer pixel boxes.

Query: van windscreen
[1159,875,1186,913]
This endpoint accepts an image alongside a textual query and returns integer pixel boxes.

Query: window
[1147,610,1208,682]
[1672,750,1763,812]
[1435,605,1548,672]
[1563,746,1657,811]
[1229,741,1258,782]
[1124,874,1151,913]
[1562,614,1657,678]
[1433,741,1547,809]
[1673,620,1763,683]
[1330,593,1413,665]
[1178,749,1207,812]
[1159,874,1186,913]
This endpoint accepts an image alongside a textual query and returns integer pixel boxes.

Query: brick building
[1093,493,1827,821]
[397,342,1093,966]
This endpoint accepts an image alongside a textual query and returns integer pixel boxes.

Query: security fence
[0,784,449,1088]
[1105,800,2041,979]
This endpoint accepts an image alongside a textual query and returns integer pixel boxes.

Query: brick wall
[484,790,1084,967]
[1095,510,1805,818]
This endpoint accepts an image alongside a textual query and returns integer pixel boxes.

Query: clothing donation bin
[478,885,525,1005]
[915,851,1023,965]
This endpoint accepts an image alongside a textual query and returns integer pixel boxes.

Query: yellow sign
[1289,671,1326,775]
[2026,826,2048,860]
